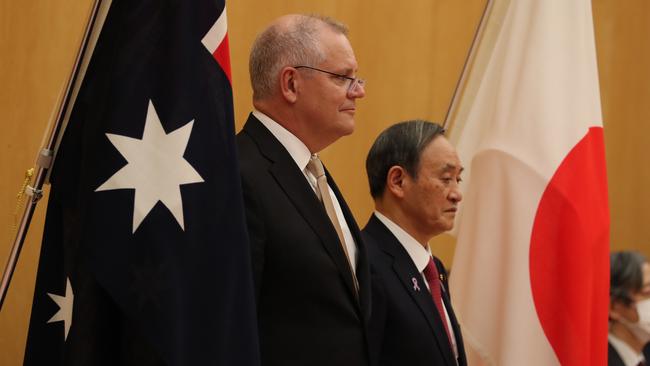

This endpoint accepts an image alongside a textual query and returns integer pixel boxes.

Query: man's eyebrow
[441,163,464,173]
[338,67,356,76]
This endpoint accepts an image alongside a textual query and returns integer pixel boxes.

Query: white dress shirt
[253,110,357,271]
[608,333,644,366]
[374,211,458,360]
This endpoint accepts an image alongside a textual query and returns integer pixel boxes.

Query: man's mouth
[340,105,356,113]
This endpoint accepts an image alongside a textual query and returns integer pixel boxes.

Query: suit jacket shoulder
[607,341,625,366]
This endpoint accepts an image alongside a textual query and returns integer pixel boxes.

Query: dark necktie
[423,257,453,350]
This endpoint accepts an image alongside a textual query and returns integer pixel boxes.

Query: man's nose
[449,185,462,203]
[348,82,366,98]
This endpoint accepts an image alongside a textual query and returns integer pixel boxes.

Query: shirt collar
[374,211,431,272]
[608,333,644,366]
[253,110,312,171]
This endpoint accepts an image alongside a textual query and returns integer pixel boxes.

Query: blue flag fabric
[23,1,259,365]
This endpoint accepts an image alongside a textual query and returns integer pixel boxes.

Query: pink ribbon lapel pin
[412,277,421,292]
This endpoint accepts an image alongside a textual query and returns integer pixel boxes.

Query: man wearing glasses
[237,14,369,366]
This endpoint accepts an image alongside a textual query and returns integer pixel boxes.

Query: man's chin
[338,120,355,136]
[440,220,455,233]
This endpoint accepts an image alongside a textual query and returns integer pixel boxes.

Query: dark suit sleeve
[240,175,266,302]
[367,266,387,366]
[364,232,387,366]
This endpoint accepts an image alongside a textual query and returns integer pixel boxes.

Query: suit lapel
[436,260,466,365]
[365,215,456,366]
[242,115,360,302]
[328,172,371,320]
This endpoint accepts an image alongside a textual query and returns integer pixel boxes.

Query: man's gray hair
[611,251,646,306]
[249,15,348,101]
[366,120,446,199]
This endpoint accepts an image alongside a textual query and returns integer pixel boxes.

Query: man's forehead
[424,138,462,169]
[319,31,355,61]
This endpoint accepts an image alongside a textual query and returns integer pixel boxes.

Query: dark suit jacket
[236,114,371,366]
[363,214,466,366]
[608,342,625,366]
[608,340,650,366]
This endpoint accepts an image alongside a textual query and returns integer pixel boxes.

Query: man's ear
[610,300,630,321]
[280,67,298,103]
[386,166,408,198]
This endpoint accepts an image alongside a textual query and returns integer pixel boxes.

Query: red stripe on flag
[530,126,609,366]
[214,33,231,85]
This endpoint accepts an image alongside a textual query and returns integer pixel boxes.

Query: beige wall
[593,0,650,251]
[0,1,647,364]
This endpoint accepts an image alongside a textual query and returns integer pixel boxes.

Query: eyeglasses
[294,65,366,94]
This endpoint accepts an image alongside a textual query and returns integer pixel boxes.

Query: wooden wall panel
[0,1,647,364]
[593,0,650,253]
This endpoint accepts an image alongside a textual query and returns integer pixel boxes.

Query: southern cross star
[47,277,74,341]
[96,100,204,233]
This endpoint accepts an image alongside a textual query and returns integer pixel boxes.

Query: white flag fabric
[447,0,609,365]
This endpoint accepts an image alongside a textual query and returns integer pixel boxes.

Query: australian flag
[23,0,259,365]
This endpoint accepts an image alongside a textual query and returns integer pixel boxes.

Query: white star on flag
[47,278,74,341]
[96,100,204,233]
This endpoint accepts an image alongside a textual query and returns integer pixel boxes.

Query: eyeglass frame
[293,65,365,94]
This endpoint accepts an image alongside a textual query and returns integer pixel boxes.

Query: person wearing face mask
[609,251,650,366]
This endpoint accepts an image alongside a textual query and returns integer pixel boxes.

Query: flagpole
[0,0,103,311]
[443,0,494,131]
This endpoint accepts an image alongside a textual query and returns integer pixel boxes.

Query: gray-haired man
[237,14,369,366]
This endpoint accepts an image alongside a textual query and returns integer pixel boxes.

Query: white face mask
[620,298,650,344]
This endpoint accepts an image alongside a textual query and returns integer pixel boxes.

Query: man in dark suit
[236,14,369,366]
[362,120,466,366]
[609,251,650,366]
